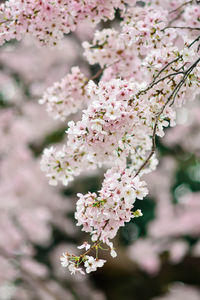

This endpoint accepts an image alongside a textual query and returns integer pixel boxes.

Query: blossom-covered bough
[1,0,200,275]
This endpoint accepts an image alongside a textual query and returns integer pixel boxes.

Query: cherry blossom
[39,66,90,121]
[1,0,200,278]
[0,0,136,46]
[75,167,148,246]
[84,256,106,274]
[39,0,200,275]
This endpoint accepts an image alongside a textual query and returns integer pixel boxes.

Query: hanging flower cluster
[1,0,200,275]
[60,166,146,275]
[40,0,200,275]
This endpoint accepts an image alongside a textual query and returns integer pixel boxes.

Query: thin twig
[168,11,184,26]
[150,71,184,88]
[169,0,193,14]
[83,59,120,88]
[188,35,200,48]
[137,69,184,98]
[170,57,200,106]
[164,26,200,31]
[152,57,181,82]
[89,66,106,82]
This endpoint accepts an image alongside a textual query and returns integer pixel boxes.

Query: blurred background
[0,12,200,300]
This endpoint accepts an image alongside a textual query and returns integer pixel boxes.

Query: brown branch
[137,69,184,98]
[188,35,200,48]
[168,10,184,27]
[170,57,200,106]
[150,71,184,88]
[167,1,194,26]
[151,57,181,83]
[78,219,109,261]
[83,59,120,88]
[164,26,200,31]
[89,67,106,82]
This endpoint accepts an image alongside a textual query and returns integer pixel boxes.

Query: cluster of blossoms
[0,0,136,46]
[42,42,200,186]
[1,0,200,276]
[41,76,162,187]
[143,45,200,107]
[40,141,97,187]
[39,67,89,121]
[121,6,175,56]
[66,76,173,168]
[67,79,141,166]
[76,167,147,244]
[83,6,176,81]
[60,166,146,275]
[60,250,106,275]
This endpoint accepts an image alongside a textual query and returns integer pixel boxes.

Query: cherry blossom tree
[0,0,200,280]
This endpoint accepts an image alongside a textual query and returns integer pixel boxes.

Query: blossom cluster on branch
[0,0,136,46]
[1,0,200,276]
